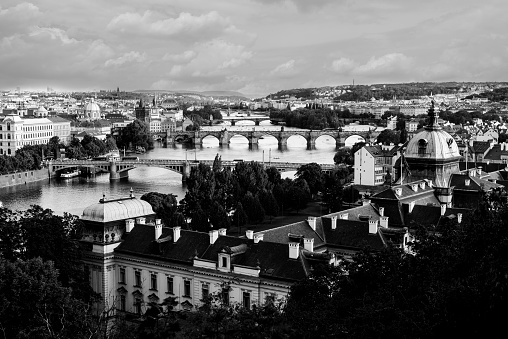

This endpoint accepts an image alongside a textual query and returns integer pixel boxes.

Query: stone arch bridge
[166,129,379,149]
[49,159,337,182]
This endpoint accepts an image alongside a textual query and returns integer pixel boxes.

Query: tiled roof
[115,226,211,264]
[364,145,399,157]
[471,141,491,153]
[371,180,435,202]
[404,205,467,227]
[449,173,502,191]
[321,218,385,251]
[484,145,508,161]
[256,220,325,247]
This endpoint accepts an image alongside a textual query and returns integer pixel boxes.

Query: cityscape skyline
[0,0,507,96]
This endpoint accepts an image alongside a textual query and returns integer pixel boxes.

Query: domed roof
[36,106,48,114]
[81,197,154,222]
[405,128,460,160]
[405,101,460,160]
[84,102,100,112]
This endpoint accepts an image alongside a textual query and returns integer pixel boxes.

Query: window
[167,276,173,294]
[134,271,141,287]
[120,295,126,311]
[150,273,157,290]
[184,280,191,297]
[243,291,251,309]
[202,284,209,301]
[222,257,227,267]
[119,268,126,284]
[134,298,142,314]
[265,293,276,305]
[222,288,229,306]
[418,139,427,156]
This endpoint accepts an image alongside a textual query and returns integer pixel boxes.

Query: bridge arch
[344,134,366,148]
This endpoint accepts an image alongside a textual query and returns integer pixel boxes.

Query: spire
[426,100,441,130]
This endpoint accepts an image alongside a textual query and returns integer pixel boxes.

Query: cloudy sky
[0,0,506,96]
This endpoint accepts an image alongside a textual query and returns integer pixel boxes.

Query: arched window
[418,139,427,156]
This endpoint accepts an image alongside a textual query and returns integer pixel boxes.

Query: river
[0,120,365,216]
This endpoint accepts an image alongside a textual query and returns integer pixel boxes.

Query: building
[47,116,72,144]
[81,192,329,316]
[354,144,399,186]
[405,119,418,132]
[81,100,102,120]
[0,114,54,155]
[400,102,461,187]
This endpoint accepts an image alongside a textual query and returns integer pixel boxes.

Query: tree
[231,202,248,233]
[0,257,97,339]
[296,163,323,197]
[333,148,352,165]
[241,192,265,224]
[141,192,178,227]
[209,200,231,230]
[258,190,279,221]
[376,129,400,145]
[117,119,154,150]
[190,204,210,232]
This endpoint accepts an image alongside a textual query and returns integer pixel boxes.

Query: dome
[35,106,48,116]
[84,102,101,113]
[81,197,154,222]
[405,128,460,160]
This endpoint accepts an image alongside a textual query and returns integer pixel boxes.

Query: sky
[0,0,507,97]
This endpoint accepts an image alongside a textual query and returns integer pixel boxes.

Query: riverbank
[0,168,49,188]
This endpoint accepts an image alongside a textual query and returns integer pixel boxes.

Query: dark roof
[471,141,491,153]
[201,236,308,281]
[404,204,467,227]
[47,116,70,123]
[364,145,399,157]
[484,145,508,161]
[371,180,435,203]
[449,173,502,191]
[321,218,385,251]
[115,225,211,264]
[257,220,325,247]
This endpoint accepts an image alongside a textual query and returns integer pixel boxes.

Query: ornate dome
[35,106,48,117]
[405,102,460,160]
[405,128,460,160]
[84,101,101,119]
[81,197,154,222]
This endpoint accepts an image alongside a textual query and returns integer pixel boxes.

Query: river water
[0,120,364,216]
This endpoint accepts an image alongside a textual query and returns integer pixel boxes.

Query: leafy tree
[0,258,98,339]
[258,190,279,221]
[117,119,154,150]
[333,147,352,165]
[141,192,178,227]
[296,163,323,197]
[209,200,231,230]
[266,166,282,188]
[190,204,210,232]
[241,192,265,224]
[376,129,400,145]
[231,201,248,231]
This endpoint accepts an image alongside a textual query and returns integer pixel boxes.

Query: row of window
[118,267,264,312]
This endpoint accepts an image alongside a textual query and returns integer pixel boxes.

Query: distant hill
[133,89,248,99]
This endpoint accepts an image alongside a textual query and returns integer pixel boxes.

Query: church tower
[401,101,461,188]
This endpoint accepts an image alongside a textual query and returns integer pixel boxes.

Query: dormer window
[418,139,427,156]
[218,253,230,271]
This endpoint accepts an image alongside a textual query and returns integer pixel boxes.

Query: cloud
[250,0,337,11]
[107,10,236,40]
[29,27,78,44]
[162,50,197,63]
[166,39,252,79]
[0,2,42,37]
[330,53,413,78]
[104,51,147,67]
[270,59,297,75]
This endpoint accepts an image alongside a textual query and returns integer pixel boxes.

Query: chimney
[331,216,337,230]
[173,226,181,242]
[155,220,162,240]
[369,220,378,234]
[395,187,402,196]
[411,184,418,192]
[289,242,299,259]
[254,233,264,244]
[246,230,254,239]
[409,201,415,213]
[457,213,463,224]
[477,166,482,176]
[427,180,433,187]
[379,216,389,228]
[303,238,314,252]
[440,204,447,216]
[419,181,426,190]
[218,228,227,236]
[136,217,146,225]
[469,169,475,177]
[465,178,470,186]
[363,199,371,206]
[307,217,316,231]
[379,207,385,217]
[209,230,219,244]
[339,213,348,220]
[125,219,134,233]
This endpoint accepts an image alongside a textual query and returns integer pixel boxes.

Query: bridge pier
[337,136,346,149]
[231,120,236,126]
[181,161,191,183]
[307,137,316,150]
[109,161,129,181]
[255,120,260,126]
